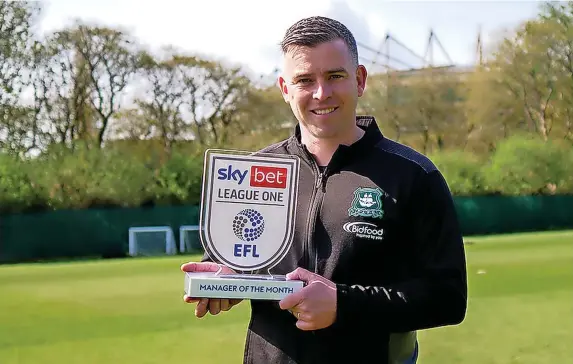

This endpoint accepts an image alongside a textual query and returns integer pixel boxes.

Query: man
[182,16,467,364]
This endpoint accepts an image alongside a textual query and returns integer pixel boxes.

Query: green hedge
[1,135,572,215]
[430,135,573,196]
[0,143,205,214]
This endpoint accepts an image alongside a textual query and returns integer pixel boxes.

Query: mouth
[311,107,338,115]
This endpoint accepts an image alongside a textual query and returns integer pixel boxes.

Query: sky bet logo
[217,165,288,189]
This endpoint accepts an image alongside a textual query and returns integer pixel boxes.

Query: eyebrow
[292,68,348,80]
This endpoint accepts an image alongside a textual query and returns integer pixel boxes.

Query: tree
[357,72,408,142]
[30,33,95,149]
[407,67,467,153]
[51,23,139,148]
[173,55,251,146]
[132,52,186,155]
[0,1,41,155]
[363,67,467,153]
[541,2,573,141]
[221,84,296,150]
[491,1,573,141]
[462,64,526,153]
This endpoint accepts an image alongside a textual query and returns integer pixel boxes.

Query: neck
[300,124,365,166]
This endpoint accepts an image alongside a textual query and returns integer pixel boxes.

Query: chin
[309,128,340,140]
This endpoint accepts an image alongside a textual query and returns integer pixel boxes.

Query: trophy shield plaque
[184,149,303,300]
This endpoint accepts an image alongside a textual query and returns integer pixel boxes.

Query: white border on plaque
[198,149,300,272]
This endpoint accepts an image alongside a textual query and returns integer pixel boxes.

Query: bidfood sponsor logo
[343,222,384,241]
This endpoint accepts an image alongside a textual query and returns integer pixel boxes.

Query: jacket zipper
[306,163,328,342]
[305,162,328,274]
[299,148,329,343]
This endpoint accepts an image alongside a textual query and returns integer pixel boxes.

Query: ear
[356,65,367,97]
[278,76,290,103]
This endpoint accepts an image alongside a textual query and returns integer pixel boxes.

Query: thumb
[286,267,317,283]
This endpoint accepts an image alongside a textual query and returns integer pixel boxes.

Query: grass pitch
[0,230,571,363]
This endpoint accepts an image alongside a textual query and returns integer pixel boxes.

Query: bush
[482,135,573,195]
[1,135,571,214]
[29,143,158,209]
[0,154,48,213]
[153,148,204,205]
[429,150,487,196]
[563,147,573,193]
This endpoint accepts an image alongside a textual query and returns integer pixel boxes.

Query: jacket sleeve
[335,169,468,333]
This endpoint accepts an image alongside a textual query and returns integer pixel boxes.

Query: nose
[313,80,332,101]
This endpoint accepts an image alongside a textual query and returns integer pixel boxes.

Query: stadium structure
[358,28,483,76]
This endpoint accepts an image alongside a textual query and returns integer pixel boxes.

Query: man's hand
[279,267,337,331]
[181,262,242,318]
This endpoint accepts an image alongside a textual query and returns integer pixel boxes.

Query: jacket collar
[288,115,384,173]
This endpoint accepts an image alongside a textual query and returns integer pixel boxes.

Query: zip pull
[315,173,323,189]
[317,168,328,192]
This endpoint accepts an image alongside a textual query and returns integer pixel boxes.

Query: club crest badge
[348,187,384,219]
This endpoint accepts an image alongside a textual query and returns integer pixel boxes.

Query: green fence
[454,195,573,236]
[0,205,200,264]
[1,196,572,264]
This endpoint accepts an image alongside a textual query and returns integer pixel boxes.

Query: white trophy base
[184,272,304,300]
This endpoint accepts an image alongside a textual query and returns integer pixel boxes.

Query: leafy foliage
[153,148,205,205]
[0,136,571,214]
[483,135,573,195]
[26,142,157,210]
[1,2,573,214]
[429,150,486,196]
[0,153,46,213]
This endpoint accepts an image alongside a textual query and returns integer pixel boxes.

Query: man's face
[278,38,367,141]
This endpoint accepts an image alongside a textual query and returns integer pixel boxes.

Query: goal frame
[179,225,202,253]
[128,226,176,256]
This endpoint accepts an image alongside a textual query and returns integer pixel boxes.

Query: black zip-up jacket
[203,116,467,364]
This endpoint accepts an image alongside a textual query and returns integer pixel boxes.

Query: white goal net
[179,225,202,253]
[128,226,177,256]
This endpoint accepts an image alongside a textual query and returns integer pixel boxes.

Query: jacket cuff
[335,283,359,329]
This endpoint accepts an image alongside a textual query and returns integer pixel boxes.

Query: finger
[296,311,310,321]
[288,309,301,319]
[286,267,315,283]
[221,298,243,311]
[184,295,200,303]
[295,319,314,331]
[220,299,230,312]
[279,290,304,310]
[195,298,209,318]
[209,299,221,315]
[230,299,242,306]
[181,262,222,273]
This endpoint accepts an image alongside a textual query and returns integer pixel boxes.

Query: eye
[330,74,344,79]
[297,78,313,84]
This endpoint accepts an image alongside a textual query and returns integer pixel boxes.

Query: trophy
[184,149,304,300]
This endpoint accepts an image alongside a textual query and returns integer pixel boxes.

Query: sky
[36,0,544,78]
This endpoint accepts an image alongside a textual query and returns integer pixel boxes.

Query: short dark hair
[280,16,359,66]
